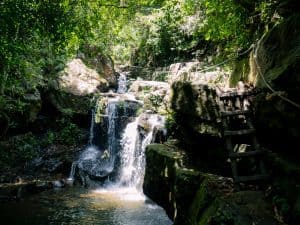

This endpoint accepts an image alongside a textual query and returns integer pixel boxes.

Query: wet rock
[128,79,170,113]
[144,143,277,225]
[44,159,64,173]
[52,180,65,188]
[151,125,167,144]
[24,144,84,179]
[77,146,113,179]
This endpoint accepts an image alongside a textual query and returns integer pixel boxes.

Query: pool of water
[0,186,173,225]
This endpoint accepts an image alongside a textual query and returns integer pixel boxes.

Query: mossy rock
[230,56,250,87]
[193,190,277,225]
[171,81,221,138]
[47,89,93,115]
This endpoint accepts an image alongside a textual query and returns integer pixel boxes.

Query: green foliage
[13,133,39,161]
[272,195,291,218]
[56,117,83,145]
[149,93,164,112]
[128,0,281,67]
[210,207,234,225]
[165,111,178,138]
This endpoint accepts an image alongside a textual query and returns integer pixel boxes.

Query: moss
[230,57,250,87]
[146,144,182,159]
[197,199,220,225]
[48,89,93,115]
[188,176,220,225]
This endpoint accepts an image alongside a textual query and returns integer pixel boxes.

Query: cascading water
[69,71,166,194]
[117,73,127,94]
[117,114,165,192]
[88,108,95,145]
[67,107,96,182]
[117,118,139,187]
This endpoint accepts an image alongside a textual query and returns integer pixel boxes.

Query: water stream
[0,187,172,225]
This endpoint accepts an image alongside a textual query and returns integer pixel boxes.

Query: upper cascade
[117,73,127,94]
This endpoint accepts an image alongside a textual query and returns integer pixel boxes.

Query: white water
[115,114,165,195]
[88,109,95,145]
[118,119,139,187]
[106,100,117,168]
[117,73,127,94]
[69,73,166,198]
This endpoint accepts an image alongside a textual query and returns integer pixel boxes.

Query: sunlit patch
[93,186,145,201]
[78,186,146,209]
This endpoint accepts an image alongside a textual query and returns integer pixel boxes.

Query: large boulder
[58,59,109,95]
[171,81,221,138]
[128,79,170,113]
[46,59,109,115]
[168,62,229,86]
[79,45,117,87]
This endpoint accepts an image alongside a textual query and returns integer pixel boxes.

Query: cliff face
[253,13,300,159]
[170,81,229,174]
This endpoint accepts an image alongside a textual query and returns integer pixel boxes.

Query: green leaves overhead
[0,0,280,132]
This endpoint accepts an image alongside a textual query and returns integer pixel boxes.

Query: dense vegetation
[0,0,281,136]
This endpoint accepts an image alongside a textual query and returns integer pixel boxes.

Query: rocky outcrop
[252,14,300,158]
[128,79,170,113]
[79,45,117,87]
[58,59,109,95]
[46,59,109,115]
[170,81,228,172]
[168,62,229,86]
[171,81,221,138]
[228,11,300,159]
[144,144,278,225]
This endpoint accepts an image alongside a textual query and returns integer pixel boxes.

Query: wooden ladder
[220,90,268,190]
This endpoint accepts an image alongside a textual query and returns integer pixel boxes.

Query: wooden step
[224,128,255,136]
[221,110,251,117]
[235,175,269,183]
[229,150,267,158]
[220,90,255,100]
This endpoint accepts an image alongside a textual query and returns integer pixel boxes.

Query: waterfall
[118,119,139,187]
[117,73,127,94]
[117,114,165,192]
[88,109,95,145]
[106,100,118,169]
[67,70,165,191]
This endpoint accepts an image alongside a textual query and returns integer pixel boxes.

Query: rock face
[59,59,109,95]
[170,81,228,173]
[168,62,229,86]
[79,46,117,87]
[171,81,221,137]
[46,58,109,115]
[128,79,170,113]
[144,144,278,225]
[251,14,300,158]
